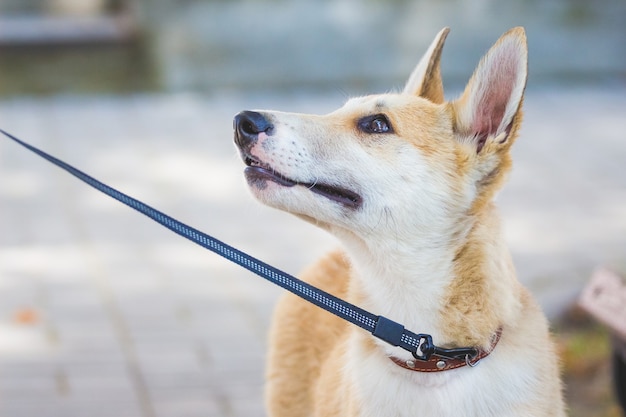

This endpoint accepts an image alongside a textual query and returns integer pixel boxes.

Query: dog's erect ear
[403,27,450,103]
[452,27,528,153]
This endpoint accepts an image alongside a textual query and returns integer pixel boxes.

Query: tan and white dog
[234,27,565,417]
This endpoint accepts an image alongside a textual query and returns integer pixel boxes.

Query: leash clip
[411,335,480,364]
[411,334,435,361]
[433,345,479,362]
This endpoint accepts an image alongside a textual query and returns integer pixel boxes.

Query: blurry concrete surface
[0,86,625,416]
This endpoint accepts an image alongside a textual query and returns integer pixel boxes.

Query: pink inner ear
[474,98,507,138]
[472,50,520,139]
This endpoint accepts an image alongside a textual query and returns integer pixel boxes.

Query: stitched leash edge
[1,128,432,359]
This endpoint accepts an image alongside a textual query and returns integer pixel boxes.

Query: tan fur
[266,250,352,416]
[235,27,565,416]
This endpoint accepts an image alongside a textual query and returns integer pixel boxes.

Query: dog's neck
[339,202,519,352]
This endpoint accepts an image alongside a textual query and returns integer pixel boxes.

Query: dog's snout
[234,111,273,149]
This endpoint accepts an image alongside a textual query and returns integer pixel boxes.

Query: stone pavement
[0,87,625,416]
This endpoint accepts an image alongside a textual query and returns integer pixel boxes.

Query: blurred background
[0,0,625,94]
[0,0,625,416]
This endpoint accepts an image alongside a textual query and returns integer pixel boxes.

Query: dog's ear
[403,27,449,103]
[451,27,528,153]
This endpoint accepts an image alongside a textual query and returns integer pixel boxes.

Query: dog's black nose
[234,111,273,149]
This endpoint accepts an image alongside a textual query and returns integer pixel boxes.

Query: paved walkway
[0,87,625,416]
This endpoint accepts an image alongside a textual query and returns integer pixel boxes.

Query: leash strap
[1,129,435,360]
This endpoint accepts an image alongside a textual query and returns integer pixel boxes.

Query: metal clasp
[465,353,482,367]
[413,335,481,365]
[434,345,479,362]
[411,334,435,361]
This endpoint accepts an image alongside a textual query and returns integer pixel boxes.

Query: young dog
[234,27,565,417]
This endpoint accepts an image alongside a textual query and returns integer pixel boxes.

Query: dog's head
[234,28,527,243]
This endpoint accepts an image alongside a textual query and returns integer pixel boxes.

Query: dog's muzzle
[232,110,363,210]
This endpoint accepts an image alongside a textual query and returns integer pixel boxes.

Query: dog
[233,27,565,417]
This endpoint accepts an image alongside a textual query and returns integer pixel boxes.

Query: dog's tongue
[245,166,297,187]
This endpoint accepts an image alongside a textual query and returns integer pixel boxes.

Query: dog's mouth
[243,155,362,210]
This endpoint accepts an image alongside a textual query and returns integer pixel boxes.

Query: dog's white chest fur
[348,341,541,417]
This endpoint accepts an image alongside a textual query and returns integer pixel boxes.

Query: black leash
[1,128,478,363]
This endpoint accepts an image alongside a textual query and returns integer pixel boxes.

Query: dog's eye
[358,114,393,134]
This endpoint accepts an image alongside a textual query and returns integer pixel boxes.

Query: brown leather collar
[390,328,503,372]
